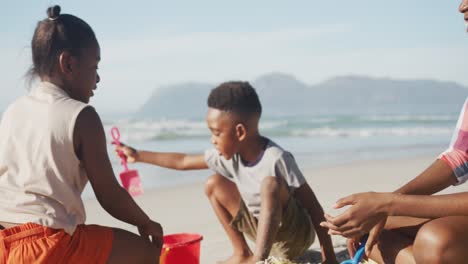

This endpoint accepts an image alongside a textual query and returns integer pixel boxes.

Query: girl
[0,6,162,264]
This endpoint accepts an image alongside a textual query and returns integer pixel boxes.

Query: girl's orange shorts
[0,222,113,264]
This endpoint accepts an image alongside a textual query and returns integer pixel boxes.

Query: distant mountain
[137,73,468,119]
[138,82,212,119]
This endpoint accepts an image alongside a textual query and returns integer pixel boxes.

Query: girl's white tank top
[0,81,90,234]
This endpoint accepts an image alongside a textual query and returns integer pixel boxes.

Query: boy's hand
[242,255,261,264]
[322,259,339,264]
[113,142,139,163]
[137,220,164,249]
[346,237,360,258]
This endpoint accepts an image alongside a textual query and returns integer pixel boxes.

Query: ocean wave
[101,114,457,142]
[360,114,457,122]
[104,119,291,142]
[291,127,452,138]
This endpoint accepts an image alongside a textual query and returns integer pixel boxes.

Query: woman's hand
[364,217,386,256]
[345,216,386,259]
[138,220,164,249]
[320,192,392,239]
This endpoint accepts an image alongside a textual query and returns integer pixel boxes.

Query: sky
[2,1,468,113]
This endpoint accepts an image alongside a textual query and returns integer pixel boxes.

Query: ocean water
[83,112,457,199]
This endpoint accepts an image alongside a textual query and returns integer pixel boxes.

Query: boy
[116,81,337,263]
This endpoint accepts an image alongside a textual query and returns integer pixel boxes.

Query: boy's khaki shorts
[230,197,315,259]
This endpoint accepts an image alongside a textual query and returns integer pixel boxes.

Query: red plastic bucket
[160,233,203,264]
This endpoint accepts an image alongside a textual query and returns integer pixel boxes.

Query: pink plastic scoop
[111,126,143,197]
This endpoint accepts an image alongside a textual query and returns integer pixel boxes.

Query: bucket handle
[160,247,170,264]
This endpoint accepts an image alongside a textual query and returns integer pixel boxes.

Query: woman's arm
[395,159,457,195]
[388,191,468,218]
[321,160,459,239]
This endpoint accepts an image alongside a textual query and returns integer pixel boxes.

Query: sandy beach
[83,154,468,263]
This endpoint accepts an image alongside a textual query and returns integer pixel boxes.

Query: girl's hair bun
[47,5,61,20]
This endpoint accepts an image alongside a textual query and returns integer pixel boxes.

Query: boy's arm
[253,176,283,261]
[295,183,337,263]
[138,151,208,170]
[116,144,208,170]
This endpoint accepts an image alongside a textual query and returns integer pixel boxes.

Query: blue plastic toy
[340,235,368,264]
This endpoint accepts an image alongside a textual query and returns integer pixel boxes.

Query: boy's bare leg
[204,174,252,264]
[369,216,468,263]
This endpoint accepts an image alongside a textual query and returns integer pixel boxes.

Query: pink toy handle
[111,126,129,171]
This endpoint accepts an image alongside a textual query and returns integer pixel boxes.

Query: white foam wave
[362,114,457,122]
[102,116,455,142]
[292,127,452,138]
[104,119,208,142]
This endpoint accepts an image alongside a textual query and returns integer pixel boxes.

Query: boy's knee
[260,176,280,192]
[204,173,222,197]
[260,177,289,205]
[413,222,451,263]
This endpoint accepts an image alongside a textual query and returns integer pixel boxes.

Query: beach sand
[84,155,468,263]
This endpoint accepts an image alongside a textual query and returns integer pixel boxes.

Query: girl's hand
[137,220,164,249]
[320,192,392,238]
[113,142,139,163]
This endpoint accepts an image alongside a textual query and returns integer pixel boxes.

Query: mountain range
[138,73,468,119]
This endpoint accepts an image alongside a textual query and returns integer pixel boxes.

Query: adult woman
[321,2,468,263]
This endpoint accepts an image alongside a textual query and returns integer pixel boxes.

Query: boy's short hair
[207,81,262,120]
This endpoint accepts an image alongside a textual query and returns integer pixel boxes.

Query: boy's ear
[58,51,76,75]
[235,123,247,141]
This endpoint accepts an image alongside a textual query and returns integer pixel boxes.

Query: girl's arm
[116,144,208,170]
[75,108,162,239]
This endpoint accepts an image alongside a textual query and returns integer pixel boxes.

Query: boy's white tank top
[0,81,89,234]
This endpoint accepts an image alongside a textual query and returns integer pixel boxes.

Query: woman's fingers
[333,194,356,209]
[320,218,345,236]
[340,228,367,238]
[321,214,357,235]
[324,211,353,227]
[364,219,385,256]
